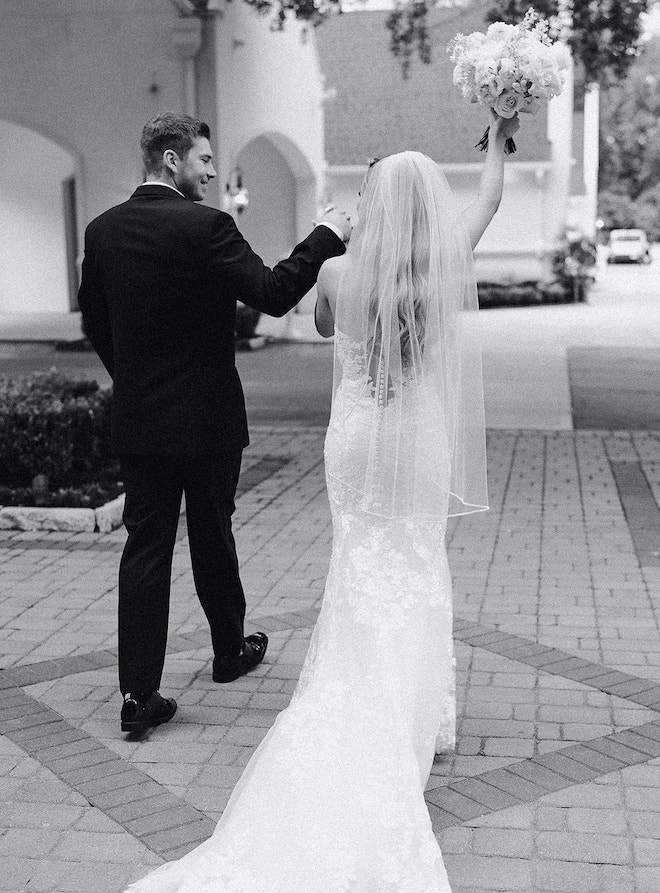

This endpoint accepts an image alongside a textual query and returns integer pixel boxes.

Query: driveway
[1,248,658,430]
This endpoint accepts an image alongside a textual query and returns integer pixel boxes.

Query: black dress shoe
[212,632,269,683]
[121,690,177,733]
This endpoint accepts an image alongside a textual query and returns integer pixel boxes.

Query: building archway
[235,132,320,339]
[235,134,299,268]
[0,119,78,313]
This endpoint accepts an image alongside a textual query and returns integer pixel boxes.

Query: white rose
[486,22,517,40]
[492,89,524,119]
[498,57,516,77]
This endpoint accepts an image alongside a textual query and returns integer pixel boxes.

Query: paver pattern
[1,426,660,892]
[568,347,660,430]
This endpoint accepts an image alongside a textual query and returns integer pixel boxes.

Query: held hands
[317,206,353,243]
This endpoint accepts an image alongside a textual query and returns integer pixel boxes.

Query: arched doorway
[236,136,297,268]
[235,133,319,339]
[0,120,78,313]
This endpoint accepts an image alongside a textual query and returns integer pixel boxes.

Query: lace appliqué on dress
[125,329,456,893]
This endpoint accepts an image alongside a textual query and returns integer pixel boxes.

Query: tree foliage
[484,0,651,85]
[185,0,340,29]
[598,35,660,238]
[384,0,651,83]
[184,0,651,84]
[386,2,432,78]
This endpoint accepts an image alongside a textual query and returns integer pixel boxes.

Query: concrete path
[480,251,660,429]
[1,425,660,891]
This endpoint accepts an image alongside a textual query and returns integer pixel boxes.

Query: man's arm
[77,227,115,377]
[208,213,348,318]
[462,113,520,251]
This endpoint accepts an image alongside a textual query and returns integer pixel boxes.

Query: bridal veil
[330,151,488,520]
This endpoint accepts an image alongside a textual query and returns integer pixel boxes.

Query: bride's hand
[489,110,520,146]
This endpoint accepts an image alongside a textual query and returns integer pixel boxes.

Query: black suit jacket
[78,185,345,454]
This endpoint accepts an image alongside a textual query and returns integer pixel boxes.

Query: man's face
[174,137,216,202]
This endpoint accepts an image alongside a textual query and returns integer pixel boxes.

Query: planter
[0,492,187,534]
[0,492,125,533]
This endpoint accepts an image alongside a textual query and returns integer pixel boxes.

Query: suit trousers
[118,449,246,695]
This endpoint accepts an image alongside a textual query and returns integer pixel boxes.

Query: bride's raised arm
[461,112,520,251]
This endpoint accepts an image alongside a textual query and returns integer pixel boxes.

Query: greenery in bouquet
[448,8,569,154]
[0,370,120,508]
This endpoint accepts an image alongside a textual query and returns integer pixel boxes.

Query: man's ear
[163,149,179,175]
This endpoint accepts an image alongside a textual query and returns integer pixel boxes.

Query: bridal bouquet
[448,8,569,154]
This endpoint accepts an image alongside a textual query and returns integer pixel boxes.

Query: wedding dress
[125,152,487,893]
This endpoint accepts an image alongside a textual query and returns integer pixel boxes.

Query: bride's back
[327,151,488,521]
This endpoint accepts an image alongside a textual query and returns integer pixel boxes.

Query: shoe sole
[213,638,269,683]
[121,702,177,733]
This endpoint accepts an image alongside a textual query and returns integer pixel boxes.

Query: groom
[78,112,350,734]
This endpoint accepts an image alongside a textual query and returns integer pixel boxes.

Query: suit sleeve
[208,212,346,318]
[77,225,115,377]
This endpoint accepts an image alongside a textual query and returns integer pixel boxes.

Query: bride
[125,112,519,893]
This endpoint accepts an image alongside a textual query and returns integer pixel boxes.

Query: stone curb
[0,452,290,535]
[0,493,125,534]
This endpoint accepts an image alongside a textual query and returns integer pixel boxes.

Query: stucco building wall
[0,0,328,319]
[0,122,76,312]
[317,3,587,284]
[0,0,188,312]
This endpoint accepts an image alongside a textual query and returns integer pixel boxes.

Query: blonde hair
[366,173,431,367]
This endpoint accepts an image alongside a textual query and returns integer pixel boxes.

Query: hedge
[0,370,120,508]
[476,278,588,309]
[477,233,597,309]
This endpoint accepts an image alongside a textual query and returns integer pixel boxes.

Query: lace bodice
[327,330,452,521]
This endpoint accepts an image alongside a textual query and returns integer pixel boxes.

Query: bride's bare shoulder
[316,256,349,337]
[319,254,348,284]
[318,255,349,306]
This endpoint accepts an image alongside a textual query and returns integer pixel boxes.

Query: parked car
[607,229,652,264]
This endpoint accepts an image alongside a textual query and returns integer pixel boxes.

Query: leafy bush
[477,281,545,308]
[551,231,597,302]
[477,280,573,308]
[477,234,598,309]
[0,370,119,504]
[0,481,123,509]
[235,302,261,347]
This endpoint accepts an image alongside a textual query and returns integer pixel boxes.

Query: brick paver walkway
[1,426,660,892]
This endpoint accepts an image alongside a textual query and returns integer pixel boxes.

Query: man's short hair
[141,112,211,175]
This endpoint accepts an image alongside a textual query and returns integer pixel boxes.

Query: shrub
[551,232,597,302]
[0,481,123,509]
[477,232,598,309]
[0,370,118,494]
[477,280,545,309]
[235,302,261,346]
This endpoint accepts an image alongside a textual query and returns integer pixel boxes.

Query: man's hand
[318,206,352,243]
